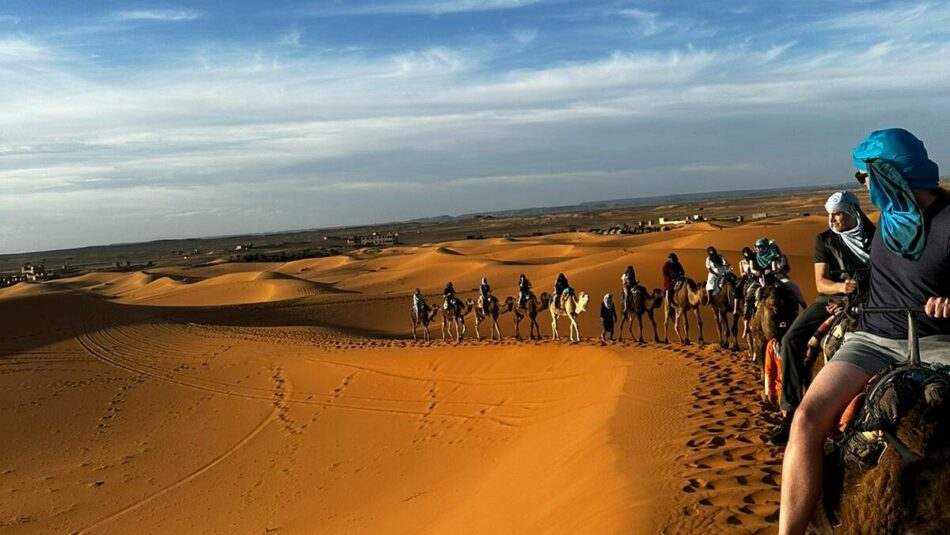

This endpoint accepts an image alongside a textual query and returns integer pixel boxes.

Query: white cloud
[305,0,544,16]
[113,9,201,22]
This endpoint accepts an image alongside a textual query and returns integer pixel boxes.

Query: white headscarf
[824,191,871,265]
[603,293,613,308]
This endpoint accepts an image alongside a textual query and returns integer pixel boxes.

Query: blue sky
[1,1,949,253]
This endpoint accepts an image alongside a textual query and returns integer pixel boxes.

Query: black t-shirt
[813,216,876,294]
[861,194,950,339]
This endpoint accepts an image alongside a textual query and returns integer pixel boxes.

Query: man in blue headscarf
[779,129,950,535]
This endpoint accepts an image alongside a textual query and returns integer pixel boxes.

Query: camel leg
[412,321,418,341]
[493,319,501,341]
[635,313,645,343]
[730,311,740,351]
[696,308,704,344]
[531,318,539,340]
[569,316,578,342]
[663,303,671,344]
[618,313,626,342]
[647,310,660,343]
[678,310,689,345]
[551,315,559,340]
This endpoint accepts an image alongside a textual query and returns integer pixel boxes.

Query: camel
[549,291,589,342]
[746,282,800,369]
[663,278,708,345]
[617,285,664,343]
[811,370,950,534]
[474,295,514,341]
[708,273,741,350]
[441,298,474,342]
[410,302,439,342]
[513,291,549,340]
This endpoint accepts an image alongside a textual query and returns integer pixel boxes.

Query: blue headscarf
[754,238,779,269]
[852,129,939,260]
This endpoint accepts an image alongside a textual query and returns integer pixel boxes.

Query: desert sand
[0,216,838,534]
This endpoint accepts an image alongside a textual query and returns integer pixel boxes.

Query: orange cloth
[764,338,782,406]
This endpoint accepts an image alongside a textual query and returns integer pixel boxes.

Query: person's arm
[814,263,854,295]
[926,297,950,318]
[706,258,715,275]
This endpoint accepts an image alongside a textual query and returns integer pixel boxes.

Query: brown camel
[441,298,474,342]
[708,273,741,350]
[746,282,800,369]
[514,291,550,340]
[474,295,514,341]
[812,372,950,534]
[618,286,664,343]
[663,278,708,345]
[410,302,439,342]
[549,291,589,342]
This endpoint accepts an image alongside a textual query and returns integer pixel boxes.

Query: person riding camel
[743,238,777,320]
[768,191,875,445]
[705,246,732,296]
[737,246,756,315]
[779,128,950,535]
[479,278,492,313]
[662,253,686,307]
[554,273,571,309]
[768,242,807,308]
[413,288,427,317]
[621,265,639,300]
[518,274,532,308]
[443,282,457,310]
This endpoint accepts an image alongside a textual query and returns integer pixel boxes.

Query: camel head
[760,284,799,339]
[539,292,550,310]
[650,288,665,307]
[503,296,515,312]
[575,291,589,313]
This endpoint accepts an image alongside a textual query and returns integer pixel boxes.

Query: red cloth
[662,261,684,290]
[765,338,782,406]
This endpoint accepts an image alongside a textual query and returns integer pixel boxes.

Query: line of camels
[410,273,796,366]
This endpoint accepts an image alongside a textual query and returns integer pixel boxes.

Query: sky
[1,1,949,253]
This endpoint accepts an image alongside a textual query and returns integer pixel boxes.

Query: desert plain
[1,188,889,534]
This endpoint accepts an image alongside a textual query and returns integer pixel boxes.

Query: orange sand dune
[1,218,819,533]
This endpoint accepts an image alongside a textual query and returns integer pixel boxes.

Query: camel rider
[554,273,571,309]
[768,190,875,446]
[479,278,492,312]
[768,242,807,308]
[518,274,532,308]
[413,288,427,317]
[621,265,638,299]
[779,128,950,535]
[443,282,457,309]
[737,247,756,314]
[662,253,686,306]
[743,238,776,320]
[705,246,732,296]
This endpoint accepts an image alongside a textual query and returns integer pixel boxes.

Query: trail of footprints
[669,346,784,532]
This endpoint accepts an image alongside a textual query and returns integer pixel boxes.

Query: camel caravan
[407,243,796,352]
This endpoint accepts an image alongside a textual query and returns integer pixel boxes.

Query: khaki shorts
[832,330,950,375]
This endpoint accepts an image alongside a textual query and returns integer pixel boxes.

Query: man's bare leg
[778,361,873,535]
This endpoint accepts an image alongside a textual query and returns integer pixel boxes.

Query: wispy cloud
[304,0,544,16]
[112,9,201,22]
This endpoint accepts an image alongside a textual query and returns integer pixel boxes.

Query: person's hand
[925,297,950,319]
[826,303,842,315]
[842,280,858,294]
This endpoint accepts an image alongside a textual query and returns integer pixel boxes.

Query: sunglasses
[855,170,868,185]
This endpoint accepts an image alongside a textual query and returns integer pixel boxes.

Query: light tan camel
[663,278,708,345]
[475,295,514,341]
[618,285,664,343]
[441,297,474,342]
[410,302,439,342]
[549,291,589,342]
[513,291,550,340]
